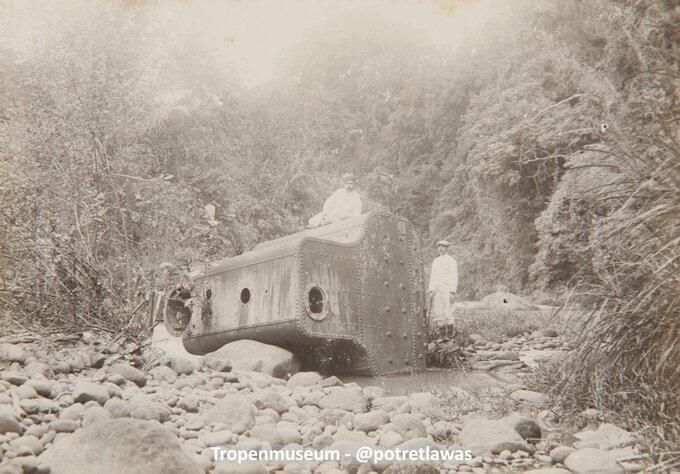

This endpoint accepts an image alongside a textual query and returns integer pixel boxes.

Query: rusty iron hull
[175,212,427,375]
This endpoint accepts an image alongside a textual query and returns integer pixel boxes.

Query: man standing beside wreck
[428,240,458,323]
[307,173,362,228]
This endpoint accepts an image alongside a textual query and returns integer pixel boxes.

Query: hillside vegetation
[1,0,677,446]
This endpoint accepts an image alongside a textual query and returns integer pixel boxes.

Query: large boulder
[23,361,53,378]
[387,414,428,441]
[317,387,368,413]
[207,394,257,434]
[203,340,300,378]
[249,387,282,409]
[563,448,624,473]
[109,363,147,387]
[82,405,113,426]
[460,418,534,455]
[198,430,233,446]
[170,357,197,376]
[16,383,38,399]
[127,395,169,422]
[59,403,85,421]
[0,406,24,434]
[247,425,282,445]
[378,430,404,448]
[235,370,281,389]
[148,365,178,383]
[549,446,575,463]
[0,371,27,385]
[479,292,539,310]
[372,396,409,412]
[573,423,635,450]
[9,434,44,456]
[407,392,443,418]
[0,343,29,363]
[501,413,542,442]
[26,379,53,398]
[38,418,203,474]
[104,398,131,418]
[354,410,389,432]
[318,409,354,427]
[49,420,79,433]
[72,381,110,405]
[510,389,550,406]
[286,372,322,389]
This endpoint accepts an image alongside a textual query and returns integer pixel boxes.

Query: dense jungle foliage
[0,0,678,445]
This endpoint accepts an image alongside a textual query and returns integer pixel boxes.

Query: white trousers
[431,288,454,321]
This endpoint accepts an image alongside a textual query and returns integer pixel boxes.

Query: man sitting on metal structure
[307,172,362,228]
[428,240,458,324]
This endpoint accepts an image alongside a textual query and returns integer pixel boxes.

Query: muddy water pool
[341,368,522,395]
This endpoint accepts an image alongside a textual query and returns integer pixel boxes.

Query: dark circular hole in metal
[164,288,192,336]
[308,286,324,314]
[240,288,251,304]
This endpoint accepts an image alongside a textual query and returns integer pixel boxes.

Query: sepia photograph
[0,0,678,472]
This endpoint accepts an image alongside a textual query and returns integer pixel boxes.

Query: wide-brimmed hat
[342,173,355,181]
[436,240,450,247]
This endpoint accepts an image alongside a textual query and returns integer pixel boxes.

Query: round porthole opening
[308,286,324,314]
[240,288,251,304]
[164,288,192,336]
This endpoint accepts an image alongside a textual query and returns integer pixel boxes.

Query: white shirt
[322,188,362,222]
[429,254,458,293]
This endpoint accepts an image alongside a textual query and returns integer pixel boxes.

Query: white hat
[436,240,450,247]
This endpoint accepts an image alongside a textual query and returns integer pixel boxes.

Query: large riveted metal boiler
[162,211,427,375]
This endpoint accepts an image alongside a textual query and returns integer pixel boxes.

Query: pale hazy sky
[193,0,475,85]
[1,0,497,86]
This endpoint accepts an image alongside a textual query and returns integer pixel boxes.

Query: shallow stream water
[341,368,521,395]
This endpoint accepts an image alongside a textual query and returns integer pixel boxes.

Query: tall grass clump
[535,124,679,451]
[533,89,678,456]
[530,1,679,452]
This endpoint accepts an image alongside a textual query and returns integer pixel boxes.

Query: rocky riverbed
[0,329,646,473]
[428,326,578,376]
